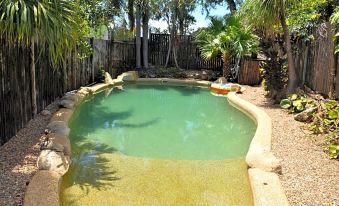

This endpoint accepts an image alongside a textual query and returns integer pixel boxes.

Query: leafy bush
[260,40,288,101]
[96,66,106,83]
[310,100,339,133]
[280,94,316,113]
[327,129,339,159]
[281,94,339,159]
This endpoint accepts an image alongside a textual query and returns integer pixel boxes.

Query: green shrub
[310,100,339,134]
[280,94,316,113]
[260,40,288,100]
[96,66,106,83]
[327,129,339,159]
[281,94,339,159]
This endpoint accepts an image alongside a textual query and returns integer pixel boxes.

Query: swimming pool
[60,83,256,205]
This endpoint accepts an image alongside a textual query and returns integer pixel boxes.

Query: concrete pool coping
[24,71,289,206]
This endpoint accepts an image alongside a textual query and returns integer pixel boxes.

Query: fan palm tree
[196,15,259,79]
[0,0,79,117]
[241,0,299,94]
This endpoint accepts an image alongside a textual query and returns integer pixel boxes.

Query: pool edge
[227,92,289,206]
[24,71,289,206]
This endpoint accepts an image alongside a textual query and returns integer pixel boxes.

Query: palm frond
[0,0,80,65]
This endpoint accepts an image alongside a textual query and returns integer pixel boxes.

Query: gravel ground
[239,86,339,206]
[0,102,59,206]
[0,86,338,206]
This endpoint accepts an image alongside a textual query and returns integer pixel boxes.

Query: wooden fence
[293,22,339,98]
[0,35,262,145]
[0,41,95,145]
[149,33,223,70]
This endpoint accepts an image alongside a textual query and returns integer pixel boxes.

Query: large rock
[37,150,71,176]
[24,171,61,206]
[50,108,73,124]
[46,121,70,136]
[41,110,51,116]
[117,71,138,82]
[59,99,75,109]
[41,133,71,156]
[62,92,79,103]
[294,107,317,122]
[105,72,114,84]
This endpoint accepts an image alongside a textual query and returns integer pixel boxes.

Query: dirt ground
[0,102,59,206]
[239,86,339,206]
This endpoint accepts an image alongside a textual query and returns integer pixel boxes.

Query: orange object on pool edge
[210,83,241,95]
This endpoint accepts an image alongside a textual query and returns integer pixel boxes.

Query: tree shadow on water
[113,117,160,128]
[63,135,122,199]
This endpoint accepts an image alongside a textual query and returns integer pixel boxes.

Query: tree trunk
[128,0,135,32]
[142,1,149,69]
[30,38,37,118]
[165,33,172,67]
[165,20,174,67]
[280,6,297,94]
[222,54,232,79]
[173,44,179,68]
[226,0,237,14]
[135,3,142,69]
[179,19,184,35]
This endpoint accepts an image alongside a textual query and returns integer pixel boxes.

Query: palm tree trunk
[226,0,237,14]
[128,0,135,32]
[142,1,149,69]
[222,54,232,79]
[135,3,142,69]
[30,38,37,118]
[280,7,297,94]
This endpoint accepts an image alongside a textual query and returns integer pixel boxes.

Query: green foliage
[78,0,123,33]
[280,93,339,159]
[328,142,339,159]
[240,0,298,33]
[77,40,93,60]
[196,15,259,60]
[310,100,339,134]
[96,67,106,83]
[308,99,339,159]
[286,0,327,37]
[325,128,339,159]
[330,6,339,54]
[280,94,315,113]
[0,0,81,65]
[259,40,287,99]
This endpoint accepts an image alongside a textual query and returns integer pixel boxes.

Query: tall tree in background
[128,0,135,31]
[79,0,123,36]
[0,0,80,117]
[154,0,197,68]
[200,0,240,14]
[178,1,197,35]
[241,0,298,94]
[142,0,150,68]
[135,1,142,69]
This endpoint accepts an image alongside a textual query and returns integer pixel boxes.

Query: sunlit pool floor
[61,153,253,206]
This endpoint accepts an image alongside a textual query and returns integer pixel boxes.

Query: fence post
[90,37,95,83]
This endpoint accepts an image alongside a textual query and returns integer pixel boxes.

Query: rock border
[24,71,288,206]
[23,72,124,206]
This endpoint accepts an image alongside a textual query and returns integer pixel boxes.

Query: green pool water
[69,84,256,160]
[61,83,256,206]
